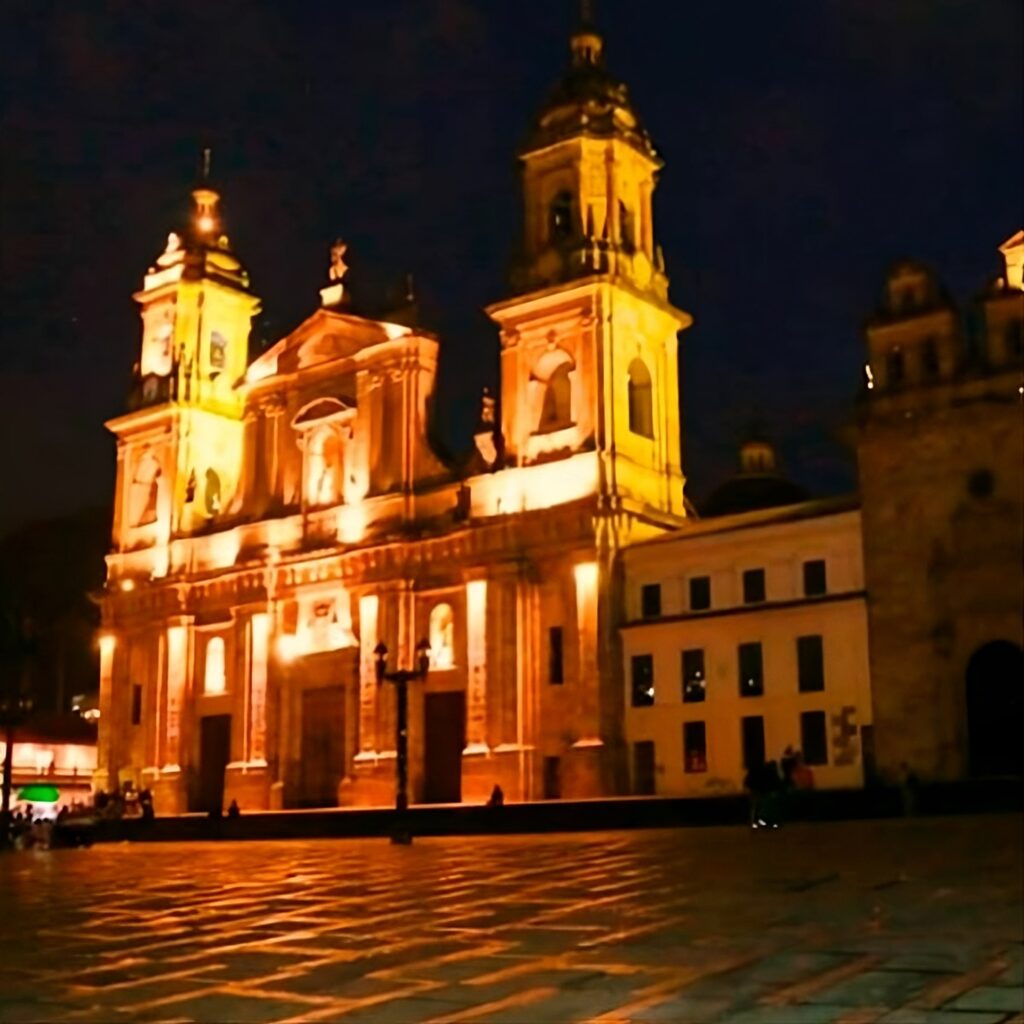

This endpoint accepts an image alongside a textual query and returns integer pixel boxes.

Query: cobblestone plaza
[0,817,1021,1023]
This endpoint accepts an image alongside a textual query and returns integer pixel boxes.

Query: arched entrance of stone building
[965,641,1024,777]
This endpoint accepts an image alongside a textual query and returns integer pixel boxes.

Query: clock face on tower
[141,314,175,377]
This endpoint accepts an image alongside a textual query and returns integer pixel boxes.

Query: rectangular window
[738,642,764,697]
[801,710,829,765]
[803,559,827,597]
[797,635,825,692]
[683,721,707,773]
[689,576,711,611]
[741,716,765,771]
[681,648,706,703]
[922,338,940,378]
[131,684,142,726]
[742,568,766,604]
[887,348,905,387]
[548,626,564,684]
[641,583,662,619]
[631,654,655,707]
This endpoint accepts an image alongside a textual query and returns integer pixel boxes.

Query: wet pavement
[0,815,1021,1023]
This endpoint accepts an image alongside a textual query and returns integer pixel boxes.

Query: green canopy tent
[17,784,60,804]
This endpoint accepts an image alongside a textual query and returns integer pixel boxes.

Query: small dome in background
[701,435,809,517]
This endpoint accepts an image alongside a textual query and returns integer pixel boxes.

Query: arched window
[619,201,635,250]
[129,452,162,527]
[142,320,174,377]
[549,190,573,242]
[429,603,455,670]
[204,636,226,695]
[531,348,575,435]
[538,363,573,433]
[306,427,342,507]
[627,358,654,438]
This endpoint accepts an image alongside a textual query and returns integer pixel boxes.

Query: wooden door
[423,691,465,804]
[299,686,345,807]
[633,741,656,795]
[543,756,562,800]
[197,715,231,813]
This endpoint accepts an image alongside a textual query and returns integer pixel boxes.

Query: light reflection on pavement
[0,816,1021,1023]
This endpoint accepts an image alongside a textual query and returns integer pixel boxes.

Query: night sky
[1,0,1020,538]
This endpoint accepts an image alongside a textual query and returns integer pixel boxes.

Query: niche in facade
[129,451,162,527]
[531,347,575,435]
[293,397,356,509]
[429,602,456,670]
[627,358,654,438]
[204,635,226,695]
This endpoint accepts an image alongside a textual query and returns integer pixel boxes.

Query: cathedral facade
[95,17,1023,813]
[96,22,691,812]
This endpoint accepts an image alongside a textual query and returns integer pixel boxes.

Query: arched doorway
[965,641,1023,776]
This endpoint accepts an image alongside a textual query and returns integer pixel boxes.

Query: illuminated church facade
[96,16,1023,812]
[97,20,692,812]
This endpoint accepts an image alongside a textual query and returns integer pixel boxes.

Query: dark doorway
[633,741,656,795]
[423,691,465,804]
[741,715,766,770]
[197,714,231,814]
[299,686,345,807]
[543,756,562,800]
[966,641,1024,777]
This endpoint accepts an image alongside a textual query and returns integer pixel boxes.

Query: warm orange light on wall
[203,636,227,695]
[276,633,300,664]
[573,560,599,598]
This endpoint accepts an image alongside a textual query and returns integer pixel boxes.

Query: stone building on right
[857,231,1023,781]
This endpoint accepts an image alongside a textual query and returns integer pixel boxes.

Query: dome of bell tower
[525,4,655,160]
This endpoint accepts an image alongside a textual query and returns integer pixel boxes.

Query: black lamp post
[374,638,430,814]
[1,609,35,839]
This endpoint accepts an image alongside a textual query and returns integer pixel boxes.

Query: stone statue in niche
[329,240,349,282]
[204,468,221,516]
[429,603,455,670]
[130,453,162,527]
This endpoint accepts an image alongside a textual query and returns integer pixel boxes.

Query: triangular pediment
[245,307,414,384]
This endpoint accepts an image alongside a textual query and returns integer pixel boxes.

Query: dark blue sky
[1,0,1020,536]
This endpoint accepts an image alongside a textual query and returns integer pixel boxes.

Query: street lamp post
[1,688,34,835]
[374,638,430,815]
[1,610,35,843]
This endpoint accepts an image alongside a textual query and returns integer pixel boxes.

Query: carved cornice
[108,499,600,619]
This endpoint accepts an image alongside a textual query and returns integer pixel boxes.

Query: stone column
[94,632,117,792]
[572,561,602,747]
[464,579,489,753]
[163,619,193,770]
[355,593,380,756]
[248,612,270,764]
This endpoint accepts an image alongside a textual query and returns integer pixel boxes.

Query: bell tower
[108,163,261,569]
[487,7,691,520]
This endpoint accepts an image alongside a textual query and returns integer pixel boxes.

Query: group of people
[94,783,155,820]
[744,745,815,829]
[1,808,55,849]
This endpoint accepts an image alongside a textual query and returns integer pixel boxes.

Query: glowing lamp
[276,633,300,664]
[198,214,215,233]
